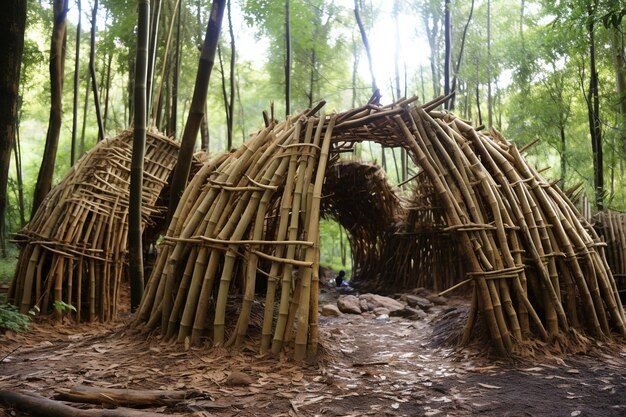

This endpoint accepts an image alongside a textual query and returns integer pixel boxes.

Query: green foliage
[319,219,352,274]
[0,304,31,333]
[53,300,76,314]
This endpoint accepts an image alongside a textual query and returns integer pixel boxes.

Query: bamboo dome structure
[133,96,626,359]
[9,130,194,322]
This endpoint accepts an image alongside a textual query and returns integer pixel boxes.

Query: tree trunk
[146,0,162,121]
[32,0,69,217]
[129,0,151,311]
[200,102,209,150]
[475,81,482,126]
[354,0,377,94]
[587,3,603,210]
[308,48,317,108]
[0,0,27,255]
[218,43,230,145]
[611,27,626,158]
[170,0,182,138]
[89,0,104,141]
[228,0,235,149]
[351,34,358,108]
[13,122,25,228]
[79,74,89,157]
[70,0,81,166]
[423,7,440,97]
[450,0,474,110]
[236,72,246,143]
[127,53,134,126]
[103,51,112,132]
[560,123,566,189]
[487,0,493,128]
[393,0,402,101]
[167,0,226,223]
[285,0,291,117]
[443,0,451,109]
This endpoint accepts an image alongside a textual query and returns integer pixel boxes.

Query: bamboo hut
[9,130,197,322]
[133,97,626,359]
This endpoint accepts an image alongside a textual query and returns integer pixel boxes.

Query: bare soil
[1,287,625,417]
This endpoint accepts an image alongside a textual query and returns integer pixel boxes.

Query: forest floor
[1,286,625,417]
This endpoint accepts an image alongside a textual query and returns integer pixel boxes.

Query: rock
[358,293,404,313]
[225,371,253,386]
[375,314,389,320]
[405,295,434,311]
[359,299,370,312]
[391,306,425,318]
[372,307,390,316]
[321,304,342,316]
[414,287,431,297]
[337,295,361,314]
[426,294,448,305]
[408,309,428,320]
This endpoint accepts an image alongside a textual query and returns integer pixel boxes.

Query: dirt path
[1,296,625,416]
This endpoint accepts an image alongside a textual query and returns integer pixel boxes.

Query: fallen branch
[55,385,204,407]
[0,390,161,417]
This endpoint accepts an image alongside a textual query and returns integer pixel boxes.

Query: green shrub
[0,304,31,332]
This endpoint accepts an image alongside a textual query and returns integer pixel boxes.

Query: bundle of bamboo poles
[9,130,184,322]
[592,210,626,300]
[134,97,625,357]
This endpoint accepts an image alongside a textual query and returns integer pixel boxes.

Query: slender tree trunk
[13,121,25,228]
[611,27,626,158]
[393,0,402,101]
[170,0,182,138]
[444,0,451,109]
[200,102,209,151]
[70,0,81,166]
[475,82,482,126]
[423,9,440,98]
[162,60,171,133]
[168,0,226,223]
[127,53,134,126]
[79,74,89,157]
[218,43,230,146]
[354,0,377,94]
[227,0,235,149]
[103,51,112,132]
[236,72,245,143]
[487,0,493,128]
[559,122,566,189]
[32,0,69,217]
[285,0,291,117]
[351,34,358,108]
[0,0,27,255]
[450,0,474,110]
[587,3,603,210]
[419,65,426,100]
[129,0,150,311]
[89,0,104,141]
[308,48,316,108]
[150,0,180,128]
[146,0,162,120]
[392,3,406,181]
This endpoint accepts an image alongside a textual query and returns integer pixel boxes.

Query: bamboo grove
[128,96,625,358]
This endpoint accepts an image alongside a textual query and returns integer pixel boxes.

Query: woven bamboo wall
[9,130,182,322]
